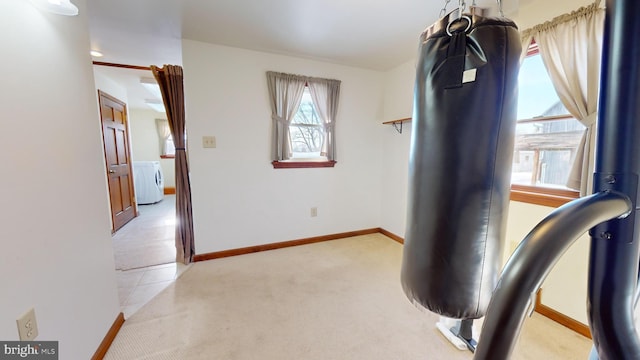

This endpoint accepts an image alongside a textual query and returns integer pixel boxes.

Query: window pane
[512,119,584,187]
[290,88,325,158]
[513,53,584,189]
[165,135,176,156]
[517,54,570,119]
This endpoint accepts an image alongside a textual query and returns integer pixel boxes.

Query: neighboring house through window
[513,3,604,206]
[510,43,584,206]
[513,50,585,189]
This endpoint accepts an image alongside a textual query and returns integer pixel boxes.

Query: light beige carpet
[112,196,176,270]
[104,234,592,359]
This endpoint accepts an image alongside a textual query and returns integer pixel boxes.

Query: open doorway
[93,63,184,316]
[94,64,178,270]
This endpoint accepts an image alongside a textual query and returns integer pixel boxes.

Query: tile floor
[116,262,191,318]
[111,195,192,318]
[112,196,176,270]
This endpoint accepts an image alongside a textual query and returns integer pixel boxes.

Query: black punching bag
[401,13,521,320]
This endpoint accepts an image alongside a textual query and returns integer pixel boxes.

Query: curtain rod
[92,61,152,71]
[520,0,602,38]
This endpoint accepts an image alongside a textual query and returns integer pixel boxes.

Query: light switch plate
[202,136,216,148]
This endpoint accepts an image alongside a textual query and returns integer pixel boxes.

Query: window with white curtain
[266,71,340,168]
[164,134,176,157]
[290,87,325,160]
[509,1,603,208]
[155,119,175,157]
[512,50,585,190]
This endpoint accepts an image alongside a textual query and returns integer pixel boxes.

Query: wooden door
[98,90,137,232]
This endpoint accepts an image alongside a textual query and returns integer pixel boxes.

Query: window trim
[272,160,336,169]
[271,82,334,169]
[267,71,340,166]
[517,113,574,125]
[510,184,579,207]
[510,40,580,207]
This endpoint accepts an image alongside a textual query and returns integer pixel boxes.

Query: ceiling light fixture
[90,50,103,57]
[29,0,79,16]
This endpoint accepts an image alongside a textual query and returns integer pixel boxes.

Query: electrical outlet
[202,136,216,148]
[16,308,38,341]
[311,207,318,217]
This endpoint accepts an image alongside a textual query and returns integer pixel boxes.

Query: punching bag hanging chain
[439,0,465,18]
[497,0,504,17]
[458,0,466,14]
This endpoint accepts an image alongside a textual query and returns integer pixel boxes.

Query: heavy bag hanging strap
[443,17,471,89]
[401,13,521,320]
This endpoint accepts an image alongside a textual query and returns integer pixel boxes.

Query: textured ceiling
[86,0,525,109]
[87,0,523,70]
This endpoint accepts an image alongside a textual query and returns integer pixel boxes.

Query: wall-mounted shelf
[383,117,412,134]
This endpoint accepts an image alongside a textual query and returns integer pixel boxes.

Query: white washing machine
[133,161,164,204]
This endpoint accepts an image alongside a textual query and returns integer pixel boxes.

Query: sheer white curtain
[520,33,534,64]
[521,0,605,195]
[155,119,172,155]
[266,71,307,161]
[307,77,341,160]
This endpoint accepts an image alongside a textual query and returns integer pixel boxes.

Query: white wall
[379,59,415,237]
[129,108,175,188]
[93,70,128,105]
[129,109,159,160]
[506,202,591,324]
[0,1,120,359]
[182,40,384,253]
[379,0,597,324]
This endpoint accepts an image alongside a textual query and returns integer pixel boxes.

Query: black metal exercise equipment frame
[474,0,640,358]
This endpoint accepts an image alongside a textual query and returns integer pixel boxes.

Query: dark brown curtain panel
[151,65,195,264]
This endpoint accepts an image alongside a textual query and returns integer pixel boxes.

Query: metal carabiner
[446,15,472,36]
